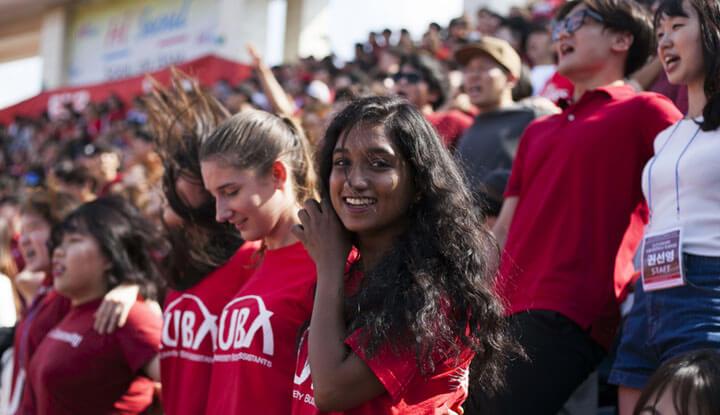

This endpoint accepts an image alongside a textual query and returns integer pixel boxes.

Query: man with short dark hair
[467,1,682,414]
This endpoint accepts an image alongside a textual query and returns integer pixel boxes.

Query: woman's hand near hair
[292,199,385,411]
[293,198,351,272]
[94,284,139,334]
[246,43,296,118]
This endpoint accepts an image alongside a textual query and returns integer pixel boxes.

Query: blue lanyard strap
[673,126,702,219]
[646,121,702,222]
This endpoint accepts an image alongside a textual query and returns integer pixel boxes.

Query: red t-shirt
[160,241,261,415]
[10,285,71,415]
[499,85,682,348]
[425,110,473,148]
[204,241,317,415]
[292,328,473,415]
[25,299,161,415]
[292,267,473,415]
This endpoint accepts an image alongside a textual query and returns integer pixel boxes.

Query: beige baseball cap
[454,36,522,78]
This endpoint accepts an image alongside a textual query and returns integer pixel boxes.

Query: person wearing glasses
[392,53,472,148]
[467,1,682,414]
[453,37,555,209]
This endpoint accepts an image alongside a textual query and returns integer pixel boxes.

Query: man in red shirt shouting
[467,1,682,414]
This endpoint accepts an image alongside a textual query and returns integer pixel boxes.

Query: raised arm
[247,43,296,117]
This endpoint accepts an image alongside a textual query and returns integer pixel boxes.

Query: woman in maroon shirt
[26,196,166,415]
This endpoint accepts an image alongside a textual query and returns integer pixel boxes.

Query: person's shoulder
[428,110,473,127]
[123,301,162,329]
[442,110,473,124]
[622,91,680,113]
[518,106,562,133]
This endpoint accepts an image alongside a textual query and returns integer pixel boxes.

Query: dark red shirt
[425,110,473,148]
[292,264,472,415]
[26,299,161,415]
[160,241,261,415]
[11,286,71,414]
[292,328,473,415]
[499,85,682,348]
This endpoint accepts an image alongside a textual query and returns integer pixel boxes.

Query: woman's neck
[687,79,707,119]
[263,205,301,250]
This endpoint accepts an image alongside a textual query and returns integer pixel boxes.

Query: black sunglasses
[393,72,423,84]
[551,9,604,41]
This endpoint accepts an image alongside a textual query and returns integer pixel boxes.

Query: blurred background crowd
[0,0,699,413]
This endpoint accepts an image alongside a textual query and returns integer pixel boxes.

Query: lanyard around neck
[646,121,702,223]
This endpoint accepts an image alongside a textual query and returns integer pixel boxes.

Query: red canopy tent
[0,54,252,124]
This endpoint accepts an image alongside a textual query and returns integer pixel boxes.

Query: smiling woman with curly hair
[291,95,513,414]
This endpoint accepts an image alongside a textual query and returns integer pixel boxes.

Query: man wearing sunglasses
[467,1,682,414]
[392,53,472,147]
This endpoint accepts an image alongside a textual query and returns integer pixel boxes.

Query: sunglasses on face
[551,9,604,42]
[393,72,423,84]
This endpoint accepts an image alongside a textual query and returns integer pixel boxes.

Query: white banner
[66,0,222,86]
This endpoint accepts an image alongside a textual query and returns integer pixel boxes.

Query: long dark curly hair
[318,96,513,391]
[144,71,243,290]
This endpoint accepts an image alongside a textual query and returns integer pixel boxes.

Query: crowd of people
[0,0,718,414]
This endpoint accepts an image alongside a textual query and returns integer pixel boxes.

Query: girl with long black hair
[291,96,510,413]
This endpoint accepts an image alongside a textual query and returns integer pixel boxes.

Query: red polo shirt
[499,85,682,348]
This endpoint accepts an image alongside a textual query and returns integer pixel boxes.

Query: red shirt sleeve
[638,93,683,156]
[344,329,418,401]
[116,301,162,373]
[504,122,534,198]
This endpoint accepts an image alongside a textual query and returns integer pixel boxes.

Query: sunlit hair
[318,96,514,390]
[655,0,720,131]
[19,189,81,228]
[144,70,243,290]
[200,109,318,203]
[50,196,167,301]
[634,349,720,415]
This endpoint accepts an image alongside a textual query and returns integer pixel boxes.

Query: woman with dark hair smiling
[291,96,511,413]
[26,196,166,414]
[610,1,720,414]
